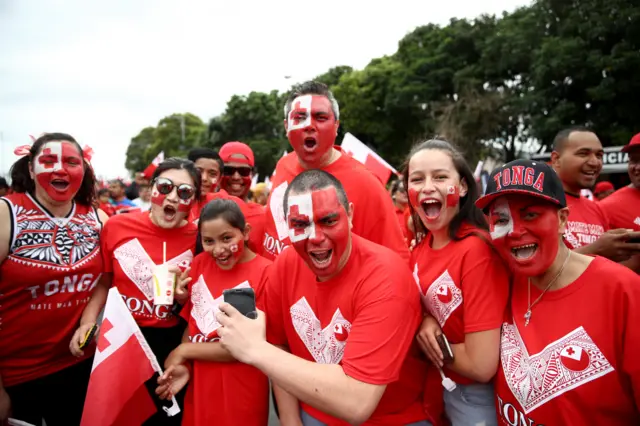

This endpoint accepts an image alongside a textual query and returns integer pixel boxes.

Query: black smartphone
[223,287,257,319]
[79,324,98,350]
[628,237,640,244]
[436,333,455,364]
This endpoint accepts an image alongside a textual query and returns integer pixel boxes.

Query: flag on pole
[142,151,165,178]
[340,133,397,184]
[80,287,180,426]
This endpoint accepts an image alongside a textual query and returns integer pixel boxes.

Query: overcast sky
[0,0,528,179]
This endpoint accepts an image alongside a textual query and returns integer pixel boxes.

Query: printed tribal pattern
[190,278,250,339]
[9,204,100,271]
[290,297,351,364]
[114,239,192,300]
[501,323,614,414]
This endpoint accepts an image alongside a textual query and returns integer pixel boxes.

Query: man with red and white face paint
[213,170,430,426]
[262,81,409,263]
[32,140,85,202]
[476,159,640,425]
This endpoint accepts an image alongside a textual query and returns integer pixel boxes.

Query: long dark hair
[10,132,97,206]
[151,157,202,201]
[401,139,488,241]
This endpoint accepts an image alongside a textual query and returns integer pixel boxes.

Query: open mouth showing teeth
[51,180,69,190]
[309,250,332,266]
[216,254,231,263]
[511,244,538,260]
[163,205,177,220]
[304,138,317,149]
[421,200,442,219]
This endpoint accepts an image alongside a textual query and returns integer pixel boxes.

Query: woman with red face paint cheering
[156,199,270,426]
[405,140,509,426]
[0,133,107,426]
[71,158,200,426]
[476,159,640,425]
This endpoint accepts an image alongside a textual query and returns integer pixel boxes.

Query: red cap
[219,142,254,167]
[622,133,640,153]
[594,181,614,194]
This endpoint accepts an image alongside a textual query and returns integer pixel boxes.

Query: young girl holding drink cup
[156,198,271,426]
[72,158,200,426]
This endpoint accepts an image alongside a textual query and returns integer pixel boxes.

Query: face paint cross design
[489,195,561,277]
[489,198,514,240]
[287,193,316,242]
[33,141,84,202]
[446,185,460,208]
[286,187,350,280]
[287,95,337,168]
[287,95,313,133]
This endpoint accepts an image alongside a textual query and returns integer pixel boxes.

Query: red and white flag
[80,287,180,426]
[341,133,397,184]
[142,151,165,179]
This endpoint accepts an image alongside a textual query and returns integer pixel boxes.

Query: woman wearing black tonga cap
[476,159,640,425]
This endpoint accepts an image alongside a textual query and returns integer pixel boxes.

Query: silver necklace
[524,250,571,327]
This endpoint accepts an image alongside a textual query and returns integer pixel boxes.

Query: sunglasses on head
[154,177,196,200]
[223,165,252,177]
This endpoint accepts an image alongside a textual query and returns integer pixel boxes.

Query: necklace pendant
[524,310,532,327]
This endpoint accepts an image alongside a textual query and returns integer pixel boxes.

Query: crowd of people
[0,80,639,426]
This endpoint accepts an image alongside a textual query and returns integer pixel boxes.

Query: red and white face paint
[489,195,560,277]
[287,187,350,280]
[33,141,84,202]
[150,174,196,228]
[287,95,337,168]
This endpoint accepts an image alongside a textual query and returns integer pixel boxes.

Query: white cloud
[0,0,526,178]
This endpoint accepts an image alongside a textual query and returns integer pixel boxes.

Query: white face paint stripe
[287,192,316,243]
[33,142,63,175]
[490,198,514,240]
[287,95,313,134]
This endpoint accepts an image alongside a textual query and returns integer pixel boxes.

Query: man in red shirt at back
[262,81,409,263]
[550,127,640,270]
[215,169,430,426]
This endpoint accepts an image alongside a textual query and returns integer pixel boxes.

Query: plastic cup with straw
[153,241,176,305]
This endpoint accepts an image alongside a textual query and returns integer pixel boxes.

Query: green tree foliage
[124,0,640,174]
[125,113,206,173]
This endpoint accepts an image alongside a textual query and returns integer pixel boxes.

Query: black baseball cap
[476,159,566,211]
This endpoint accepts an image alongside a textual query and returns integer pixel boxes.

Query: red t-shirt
[188,190,245,224]
[395,206,414,246]
[411,228,509,385]
[265,235,427,425]
[495,257,640,425]
[0,193,104,386]
[180,253,271,426]
[101,211,197,328]
[598,186,640,231]
[244,201,266,253]
[564,193,609,249]
[261,147,410,263]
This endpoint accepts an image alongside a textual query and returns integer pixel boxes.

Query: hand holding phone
[223,288,257,319]
[436,333,455,364]
[79,324,98,350]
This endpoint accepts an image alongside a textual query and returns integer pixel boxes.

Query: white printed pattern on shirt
[113,239,193,300]
[421,269,463,327]
[190,278,250,338]
[290,297,352,364]
[270,182,290,241]
[634,217,640,227]
[501,323,614,414]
